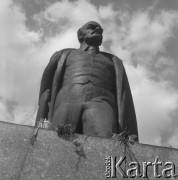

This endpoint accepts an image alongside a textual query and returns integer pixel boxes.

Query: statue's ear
[77,28,84,43]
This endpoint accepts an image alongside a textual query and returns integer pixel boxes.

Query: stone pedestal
[0,121,177,180]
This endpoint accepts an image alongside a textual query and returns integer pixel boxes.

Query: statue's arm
[47,63,62,120]
[35,89,51,125]
[35,51,63,125]
[39,51,62,100]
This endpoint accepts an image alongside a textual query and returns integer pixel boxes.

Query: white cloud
[0,99,11,122]
[0,0,44,125]
[126,64,178,146]
[108,10,178,67]
[168,129,178,148]
[0,0,41,102]
[118,8,178,147]
[99,4,118,20]
[127,10,178,56]
[36,0,100,29]
[0,97,35,125]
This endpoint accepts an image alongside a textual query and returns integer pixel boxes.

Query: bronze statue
[36,21,139,141]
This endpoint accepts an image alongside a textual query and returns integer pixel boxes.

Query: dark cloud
[4,99,18,119]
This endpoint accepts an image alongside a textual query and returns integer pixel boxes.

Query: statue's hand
[37,118,56,130]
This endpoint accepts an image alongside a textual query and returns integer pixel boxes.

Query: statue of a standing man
[36,21,139,141]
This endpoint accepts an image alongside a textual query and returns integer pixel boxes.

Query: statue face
[81,21,103,46]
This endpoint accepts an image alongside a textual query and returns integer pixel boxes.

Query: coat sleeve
[35,50,64,125]
[38,50,64,102]
[113,56,139,142]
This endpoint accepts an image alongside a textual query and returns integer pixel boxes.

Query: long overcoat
[37,48,139,141]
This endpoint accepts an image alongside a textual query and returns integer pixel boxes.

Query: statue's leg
[52,102,83,133]
[82,100,117,138]
[51,84,86,132]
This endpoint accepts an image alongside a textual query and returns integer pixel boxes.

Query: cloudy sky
[1,0,178,148]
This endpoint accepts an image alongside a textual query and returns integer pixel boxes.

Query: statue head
[77,21,103,46]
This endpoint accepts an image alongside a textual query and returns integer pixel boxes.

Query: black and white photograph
[0,0,178,179]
